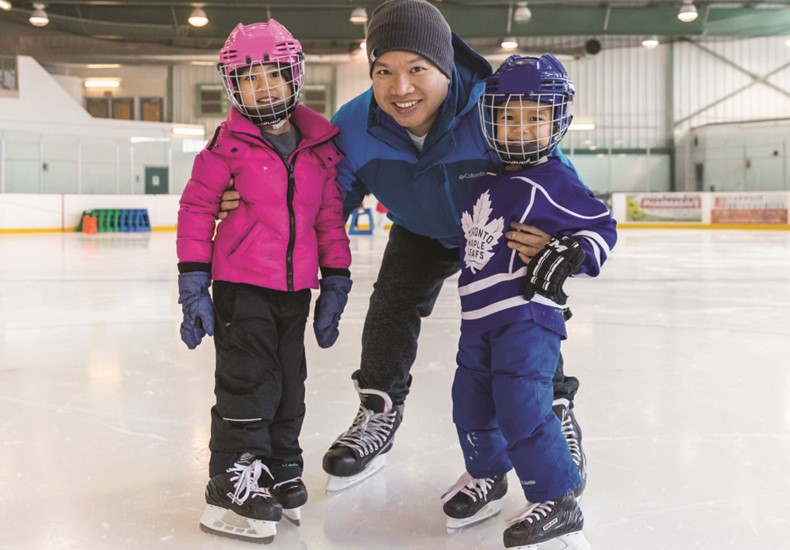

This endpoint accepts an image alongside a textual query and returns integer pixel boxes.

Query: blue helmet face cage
[479,54,575,166]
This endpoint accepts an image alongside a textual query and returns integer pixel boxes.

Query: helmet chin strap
[269,118,288,130]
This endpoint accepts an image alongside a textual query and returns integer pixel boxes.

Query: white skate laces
[227,458,273,506]
[333,404,397,457]
[506,500,556,526]
[441,472,495,504]
[559,412,581,465]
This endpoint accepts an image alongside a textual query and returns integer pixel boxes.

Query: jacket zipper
[284,159,297,292]
[245,130,318,293]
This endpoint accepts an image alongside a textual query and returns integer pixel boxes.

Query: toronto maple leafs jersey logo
[461,190,505,274]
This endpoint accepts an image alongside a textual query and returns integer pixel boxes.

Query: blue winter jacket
[332,33,580,249]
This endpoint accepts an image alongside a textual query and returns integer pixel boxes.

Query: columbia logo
[459,171,487,180]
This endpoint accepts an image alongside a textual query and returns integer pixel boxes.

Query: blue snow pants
[452,320,580,503]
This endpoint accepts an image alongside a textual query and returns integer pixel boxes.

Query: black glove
[522,235,585,306]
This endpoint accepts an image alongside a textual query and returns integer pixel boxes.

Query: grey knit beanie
[366,0,454,79]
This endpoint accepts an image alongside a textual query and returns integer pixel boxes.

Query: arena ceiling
[1,0,789,64]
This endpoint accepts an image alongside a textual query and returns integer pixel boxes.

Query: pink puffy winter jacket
[177,106,351,291]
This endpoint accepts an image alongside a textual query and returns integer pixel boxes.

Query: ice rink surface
[1,228,789,550]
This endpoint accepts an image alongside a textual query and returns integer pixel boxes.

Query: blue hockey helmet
[479,54,575,165]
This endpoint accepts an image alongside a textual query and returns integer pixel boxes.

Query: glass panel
[3,131,40,193]
[81,138,120,194]
[42,135,79,194]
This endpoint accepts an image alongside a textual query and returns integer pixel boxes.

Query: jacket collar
[226,105,338,147]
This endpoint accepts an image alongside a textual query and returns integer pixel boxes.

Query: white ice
[1,229,789,549]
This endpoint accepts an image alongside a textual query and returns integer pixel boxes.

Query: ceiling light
[677,1,698,23]
[84,78,121,88]
[188,6,208,27]
[29,2,48,27]
[513,2,532,24]
[86,64,121,69]
[349,7,368,24]
[501,37,519,50]
[641,36,659,49]
[0,1,12,12]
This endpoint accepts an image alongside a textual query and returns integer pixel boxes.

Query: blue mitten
[313,276,353,349]
[177,272,215,350]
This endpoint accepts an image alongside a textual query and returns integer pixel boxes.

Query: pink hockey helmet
[218,20,305,126]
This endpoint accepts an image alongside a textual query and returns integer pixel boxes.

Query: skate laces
[506,500,556,526]
[334,403,397,457]
[440,472,495,503]
[560,411,581,465]
[227,459,273,506]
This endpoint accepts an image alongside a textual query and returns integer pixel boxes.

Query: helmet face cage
[219,56,305,126]
[217,20,305,126]
[479,91,572,166]
[479,53,574,166]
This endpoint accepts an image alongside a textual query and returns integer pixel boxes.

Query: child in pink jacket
[176,20,352,544]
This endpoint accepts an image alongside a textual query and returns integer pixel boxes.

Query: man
[219,0,586,497]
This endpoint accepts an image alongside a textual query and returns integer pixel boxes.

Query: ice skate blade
[509,530,590,550]
[446,501,503,534]
[283,506,302,526]
[199,504,277,544]
[326,454,387,495]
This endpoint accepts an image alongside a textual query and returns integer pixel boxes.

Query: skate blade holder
[445,500,503,534]
[283,506,302,526]
[199,504,277,544]
[508,529,591,550]
[326,454,386,495]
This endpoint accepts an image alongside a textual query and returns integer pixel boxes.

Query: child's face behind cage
[236,63,294,112]
[494,98,554,154]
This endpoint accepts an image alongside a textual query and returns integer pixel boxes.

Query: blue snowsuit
[454,160,617,502]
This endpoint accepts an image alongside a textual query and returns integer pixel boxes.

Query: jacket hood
[449,32,492,118]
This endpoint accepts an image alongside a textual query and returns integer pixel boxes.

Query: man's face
[371,51,450,137]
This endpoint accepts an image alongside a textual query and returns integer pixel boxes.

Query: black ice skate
[441,472,508,534]
[553,398,587,498]
[503,491,589,550]
[199,453,283,544]
[322,381,404,494]
[270,477,308,526]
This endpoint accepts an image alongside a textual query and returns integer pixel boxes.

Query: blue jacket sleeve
[552,184,617,277]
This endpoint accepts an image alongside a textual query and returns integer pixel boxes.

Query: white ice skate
[199,454,281,544]
[199,504,278,544]
[506,531,590,550]
[283,507,301,525]
[504,492,590,550]
[325,453,387,495]
[322,382,403,495]
[441,472,508,534]
[270,477,308,526]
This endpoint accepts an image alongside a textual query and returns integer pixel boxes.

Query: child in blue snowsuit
[441,54,617,550]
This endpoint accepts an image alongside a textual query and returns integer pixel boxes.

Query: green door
[145,167,169,194]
